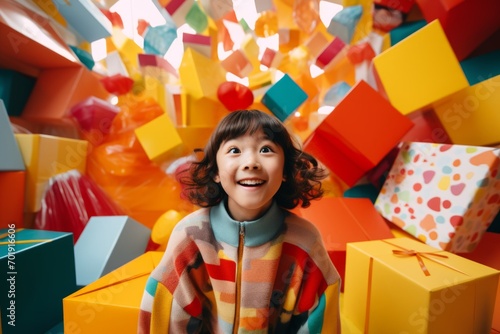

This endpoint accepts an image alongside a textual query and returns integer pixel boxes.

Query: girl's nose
[244,157,261,170]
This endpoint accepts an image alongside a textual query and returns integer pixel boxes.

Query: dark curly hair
[177,109,328,209]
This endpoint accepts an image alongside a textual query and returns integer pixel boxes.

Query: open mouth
[238,179,265,187]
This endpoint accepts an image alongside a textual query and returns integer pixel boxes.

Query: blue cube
[327,5,363,44]
[0,100,25,171]
[262,74,308,122]
[74,216,151,286]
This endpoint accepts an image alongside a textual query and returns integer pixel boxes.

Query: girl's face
[214,129,285,222]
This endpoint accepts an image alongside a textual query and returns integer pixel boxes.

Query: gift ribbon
[363,240,469,333]
[0,228,52,245]
[391,248,448,277]
[382,240,468,276]
[0,228,25,239]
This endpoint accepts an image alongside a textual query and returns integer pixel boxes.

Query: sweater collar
[210,200,285,247]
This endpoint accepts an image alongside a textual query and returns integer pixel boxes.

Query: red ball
[217,81,254,111]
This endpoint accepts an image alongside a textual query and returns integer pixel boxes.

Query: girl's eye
[228,147,240,154]
[260,146,273,153]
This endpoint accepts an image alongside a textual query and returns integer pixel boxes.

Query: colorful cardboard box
[303,80,414,187]
[0,229,77,334]
[343,237,499,333]
[64,251,163,333]
[374,142,500,253]
[15,134,88,212]
[74,216,151,286]
[293,197,394,291]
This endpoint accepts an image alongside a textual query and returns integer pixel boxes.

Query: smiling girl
[138,109,341,333]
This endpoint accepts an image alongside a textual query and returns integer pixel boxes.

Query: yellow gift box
[343,238,499,334]
[434,74,500,146]
[134,113,184,163]
[178,48,226,101]
[63,251,163,334]
[15,134,88,212]
[373,19,469,115]
[180,92,227,127]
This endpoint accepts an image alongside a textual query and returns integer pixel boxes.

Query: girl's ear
[214,174,220,183]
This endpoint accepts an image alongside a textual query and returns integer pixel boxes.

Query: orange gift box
[22,66,109,119]
[293,197,394,291]
[0,0,78,76]
[0,171,25,228]
[303,80,414,186]
[0,0,109,119]
[63,251,163,333]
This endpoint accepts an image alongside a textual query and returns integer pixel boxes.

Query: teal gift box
[261,73,308,122]
[0,228,77,334]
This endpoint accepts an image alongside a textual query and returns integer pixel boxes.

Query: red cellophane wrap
[84,95,196,229]
[35,169,125,243]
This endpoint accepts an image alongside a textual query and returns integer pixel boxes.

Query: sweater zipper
[233,222,244,334]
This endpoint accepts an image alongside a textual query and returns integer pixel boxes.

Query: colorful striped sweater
[138,200,341,333]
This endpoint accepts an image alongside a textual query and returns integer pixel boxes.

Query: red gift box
[416,0,500,60]
[304,80,413,187]
[293,197,394,291]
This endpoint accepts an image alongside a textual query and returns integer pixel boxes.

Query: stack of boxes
[1,0,500,332]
